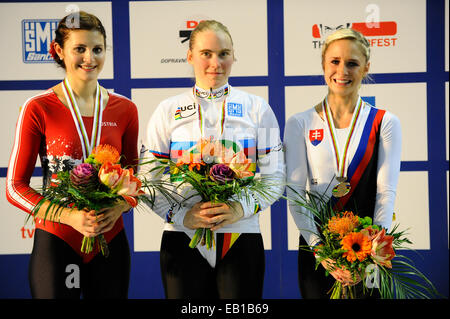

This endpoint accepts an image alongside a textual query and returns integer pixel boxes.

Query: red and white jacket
[6,88,139,262]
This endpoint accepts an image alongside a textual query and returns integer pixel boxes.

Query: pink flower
[98,163,144,207]
[370,228,395,268]
[209,164,235,184]
[116,168,144,196]
[116,168,145,207]
[70,163,97,187]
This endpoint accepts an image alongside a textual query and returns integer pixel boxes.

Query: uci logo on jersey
[175,104,196,120]
[227,103,243,117]
[22,19,59,63]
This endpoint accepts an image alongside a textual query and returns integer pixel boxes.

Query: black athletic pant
[29,228,130,299]
[298,236,380,299]
[160,231,265,299]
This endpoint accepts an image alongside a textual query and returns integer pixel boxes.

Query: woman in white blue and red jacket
[285,28,402,299]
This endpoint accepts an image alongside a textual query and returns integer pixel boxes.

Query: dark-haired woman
[6,11,138,298]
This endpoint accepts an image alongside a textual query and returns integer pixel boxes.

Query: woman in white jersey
[140,20,285,298]
[284,28,402,298]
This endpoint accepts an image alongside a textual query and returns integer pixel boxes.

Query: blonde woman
[285,28,402,298]
[141,20,285,299]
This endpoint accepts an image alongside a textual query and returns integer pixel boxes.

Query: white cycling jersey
[285,97,402,247]
[140,83,285,266]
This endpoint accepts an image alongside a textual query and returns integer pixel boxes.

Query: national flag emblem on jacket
[309,129,324,146]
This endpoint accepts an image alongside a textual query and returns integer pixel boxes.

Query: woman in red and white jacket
[6,11,138,298]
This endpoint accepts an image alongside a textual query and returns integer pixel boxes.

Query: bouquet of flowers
[288,189,439,299]
[151,137,278,250]
[31,144,149,257]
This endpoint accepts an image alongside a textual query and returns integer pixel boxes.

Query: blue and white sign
[22,19,58,63]
[227,102,243,117]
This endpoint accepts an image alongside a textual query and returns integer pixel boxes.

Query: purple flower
[70,163,97,187]
[209,164,235,184]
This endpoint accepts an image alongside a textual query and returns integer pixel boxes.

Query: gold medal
[323,96,363,199]
[332,177,351,198]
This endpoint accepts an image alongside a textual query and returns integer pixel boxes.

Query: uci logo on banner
[309,129,324,146]
[22,19,59,63]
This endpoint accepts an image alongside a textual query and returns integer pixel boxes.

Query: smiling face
[187,30,234,90]
[55,29,106,82]
[322,39,370,98]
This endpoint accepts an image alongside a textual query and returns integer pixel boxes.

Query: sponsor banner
[0,2,113,80]
[131,87,271,251]
[129,0,268,78]
[0,177,41,255]
[285,82,428,161]
[22,19,59,63]
[284,0,426,75]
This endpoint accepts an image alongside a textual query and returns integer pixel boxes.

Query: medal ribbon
[193,85,229,137]
[323,96,363,179]
[62,78,104,160]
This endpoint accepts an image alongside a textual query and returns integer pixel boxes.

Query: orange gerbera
[327,211,360,238]
[176,157,206,171]
[341,232,372,263]
[91,144,120,165]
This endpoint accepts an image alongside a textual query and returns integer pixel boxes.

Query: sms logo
[22,19,59,63]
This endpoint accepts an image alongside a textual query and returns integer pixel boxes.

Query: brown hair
[52,11,106,68]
